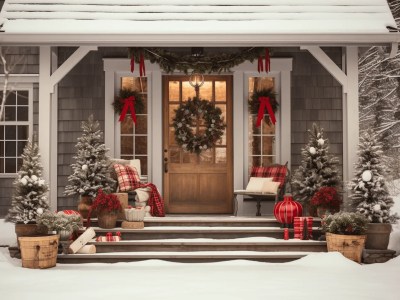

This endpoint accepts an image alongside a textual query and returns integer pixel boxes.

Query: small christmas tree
[64,115,115,198]
[6,140,50,224]
[350,130,398,223]
[292,123,341,209]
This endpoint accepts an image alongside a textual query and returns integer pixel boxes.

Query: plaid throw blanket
[133,182,165,217]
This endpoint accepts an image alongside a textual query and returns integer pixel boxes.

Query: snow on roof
[0,0,399,46]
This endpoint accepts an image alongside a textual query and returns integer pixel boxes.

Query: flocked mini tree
[64,115,115,198]
[349,130,398,223]
[292,123,341,209]
[6,140,50,224]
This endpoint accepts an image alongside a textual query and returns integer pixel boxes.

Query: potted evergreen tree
[349,130,399,250]
[292,123,341,214]
[322,212,368,263]
[5,139,50,238]
[64,115,116,218]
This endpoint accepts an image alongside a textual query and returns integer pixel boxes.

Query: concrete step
[57,250,313,264]
[87,226,322,240]
[84,216,322,228]
[89,238,327,253]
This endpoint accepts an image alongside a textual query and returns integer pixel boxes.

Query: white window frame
[0,75,37,178]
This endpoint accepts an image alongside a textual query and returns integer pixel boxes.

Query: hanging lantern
[273,194,303,227]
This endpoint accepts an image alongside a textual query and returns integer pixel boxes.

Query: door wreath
[112,89,143,123]
[173,97,225,154]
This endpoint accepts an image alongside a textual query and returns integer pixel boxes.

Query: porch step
[57,251,312,264]
[89,238,327,253]
[86,226,322,240]
[85,216,322,228]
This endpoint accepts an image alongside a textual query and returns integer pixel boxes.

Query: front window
[0,89,31,174]
[118,76,148,179]
[248,77,276,175]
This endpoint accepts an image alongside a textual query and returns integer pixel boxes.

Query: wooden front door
[163,75,233,214]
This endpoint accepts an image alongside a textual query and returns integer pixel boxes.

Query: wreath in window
[112,89,144,123]
[248,89,279,127]
[173,97,225,154]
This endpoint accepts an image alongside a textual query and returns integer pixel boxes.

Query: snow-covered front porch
[1,0,400,215]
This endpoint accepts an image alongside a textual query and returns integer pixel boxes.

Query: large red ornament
[273,194,303,226]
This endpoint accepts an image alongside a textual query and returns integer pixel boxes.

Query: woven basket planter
[124,208,145,222]
[326,233,366,263]
[97,211,118,229]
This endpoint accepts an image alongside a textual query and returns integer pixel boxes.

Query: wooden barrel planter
[18,235,59,269]
[326,233,366,263]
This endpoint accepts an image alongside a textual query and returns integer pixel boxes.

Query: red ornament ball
[273,194,303,225]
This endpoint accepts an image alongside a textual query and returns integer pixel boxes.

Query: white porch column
[39,46,97,210]
[39,46,54,209]
[344,46,359,183]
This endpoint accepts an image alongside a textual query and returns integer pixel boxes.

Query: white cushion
[245,177,273,192]
[262,181,280,194]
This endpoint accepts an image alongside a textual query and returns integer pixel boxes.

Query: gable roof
[0,0,399,46]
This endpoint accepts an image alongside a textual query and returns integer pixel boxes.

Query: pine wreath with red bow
[113,89,144,123]
[249,89,279,127]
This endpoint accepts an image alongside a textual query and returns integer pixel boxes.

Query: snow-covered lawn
[0,186,399,299]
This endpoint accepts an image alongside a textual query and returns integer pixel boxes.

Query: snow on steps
[58,251,315,264]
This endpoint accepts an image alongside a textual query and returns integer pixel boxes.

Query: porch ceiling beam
[300,45,348,92]
[48,46,97,93]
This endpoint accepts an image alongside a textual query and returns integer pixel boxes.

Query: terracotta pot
[97,211,118,229]
[365,223,392,250]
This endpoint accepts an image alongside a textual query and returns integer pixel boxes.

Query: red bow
[119,96,137,124]
[106,232,113,242]
[257,48,270,73]
[256,96,276,127]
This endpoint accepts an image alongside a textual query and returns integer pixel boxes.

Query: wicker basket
[97,211,118,229]
[18,235,59,269]
[326,233,366,263]
[124,208,145,222]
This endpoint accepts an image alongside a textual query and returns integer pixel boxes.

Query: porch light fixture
[189,71,204,97]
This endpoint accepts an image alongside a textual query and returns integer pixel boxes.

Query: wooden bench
[234,163,290,216]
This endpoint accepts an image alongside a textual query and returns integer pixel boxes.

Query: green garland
[249,88,279,125]
[129,47,266,74]
[112,88,144,115]
[173,97,225,154]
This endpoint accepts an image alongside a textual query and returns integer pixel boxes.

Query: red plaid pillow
[113,164,141,192]
[250,165,287,189]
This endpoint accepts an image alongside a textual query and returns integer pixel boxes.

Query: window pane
[121,77,147,93]
[262,122,275,135]
[139,157,148,175]
[0,141,3,156]
[17,158,23,170]
[120,136,133,155]
[135,115,147,134]
[249,156,261,168]
[199,149,212,164]
[5,106,16,121]
[169,127,177,145]
[140,94,148,114]
[5,141,16,156]
[0,158,3,173]
[182,81,196,101]
[17,91,29,105]
[17,126,29,140]
[5,158,16,173]
[199,81,212,100]
[216,148,227,164]
[17,141,26,156]
[5,126,16,140]
[262,136,276,155]
[17,106,29,121]
[6,92,16,105]
[0,126,3,139]
[250,135,261,155]
[135,136,147,155]
[215,81,226,101]
[121,116,134,134]
[262,156,275,166]
[169,81,180,101]
[249,115,261,135]
[215,104,226,122]
[169,104,179,125]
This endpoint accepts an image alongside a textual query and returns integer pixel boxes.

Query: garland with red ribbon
[112,89,144,123]
[249,89,279,127]
[130,51,146,77]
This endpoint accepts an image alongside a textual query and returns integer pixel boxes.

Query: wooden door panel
[163,75,233,214]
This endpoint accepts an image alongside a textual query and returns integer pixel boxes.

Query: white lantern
[362,170,372,182]
[309,147,316,155]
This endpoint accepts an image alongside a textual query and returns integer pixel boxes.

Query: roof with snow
[0,0,399,46]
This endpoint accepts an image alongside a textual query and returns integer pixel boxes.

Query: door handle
[164,157,168,173]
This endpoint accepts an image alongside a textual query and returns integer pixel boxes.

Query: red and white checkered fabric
[294,217,313,239]
[58,210,80,215]
[250,165,287,189]
[113,164,141,192]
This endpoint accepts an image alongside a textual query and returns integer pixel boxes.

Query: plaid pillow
[113,164,141,192]
[250,165,287,189]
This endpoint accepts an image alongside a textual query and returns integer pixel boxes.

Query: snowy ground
[0,187,399,299]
